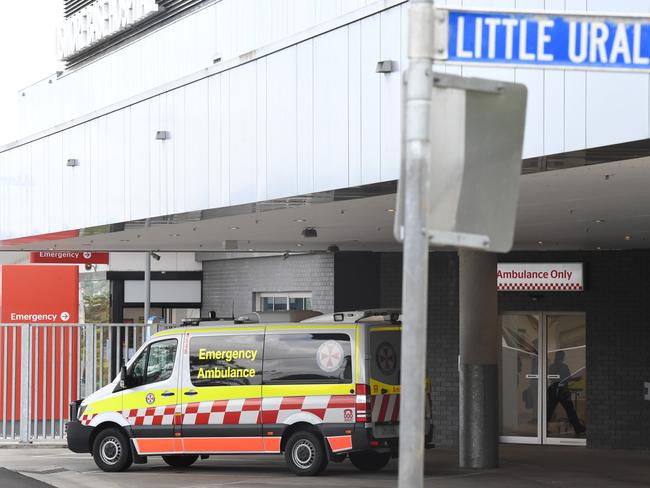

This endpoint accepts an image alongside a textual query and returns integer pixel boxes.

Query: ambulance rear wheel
[162,455,199,468]
[92,428,133,472]
[285,431,328,476]
[349,451,391,471]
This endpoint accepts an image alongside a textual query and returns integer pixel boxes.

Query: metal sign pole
[398,1,434,488]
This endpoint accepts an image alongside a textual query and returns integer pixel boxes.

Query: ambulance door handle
[161,391,175,397]
[184,390,198,396]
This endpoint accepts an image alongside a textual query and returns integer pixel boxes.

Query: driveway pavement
[0,444,647,487]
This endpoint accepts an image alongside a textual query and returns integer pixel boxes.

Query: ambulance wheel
[92,428,133,472]
[349,451,391,471]
[285,431,328,476]
[162,455,199,468]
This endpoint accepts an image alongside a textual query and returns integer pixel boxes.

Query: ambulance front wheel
[162,455,199,468]
[349,451,391,471]
[284,431,328,476]
[92,427,133,472]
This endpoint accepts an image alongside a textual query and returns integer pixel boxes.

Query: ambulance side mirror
[120,365,128,389]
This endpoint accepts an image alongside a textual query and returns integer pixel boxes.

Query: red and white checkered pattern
[498,283,583,291]
[81,395,356,427]
[79,413,97,426]
[123,405,177,426]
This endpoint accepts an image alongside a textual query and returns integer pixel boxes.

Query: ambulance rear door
[368,326,401,438]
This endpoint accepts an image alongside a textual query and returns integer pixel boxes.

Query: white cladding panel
[17,0,385,139]
[124,280,202,303]
[2,1,650,240]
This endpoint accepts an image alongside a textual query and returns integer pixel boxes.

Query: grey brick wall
[380,250,650,450]
[380,252,460,448]
[202,254,335,317]
[501,251,650,450]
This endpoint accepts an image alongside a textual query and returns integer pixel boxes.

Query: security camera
[150,252,161,261]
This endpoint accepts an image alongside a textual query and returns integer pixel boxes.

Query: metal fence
[0,323,170,442]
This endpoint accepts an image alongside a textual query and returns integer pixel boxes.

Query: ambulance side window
[189,334,263,387]
[263,333,352,385]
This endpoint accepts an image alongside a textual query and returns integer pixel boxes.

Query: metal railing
[0,323,173,442]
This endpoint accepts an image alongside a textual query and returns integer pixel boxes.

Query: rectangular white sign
[497,263,583,291]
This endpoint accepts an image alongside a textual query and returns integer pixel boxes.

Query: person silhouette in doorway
[547,350,586,435]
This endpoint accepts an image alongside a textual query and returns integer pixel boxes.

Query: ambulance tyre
[285,431,328,476]
[92,427,133,472]
[349,451,391,472]
[162,455,199,468]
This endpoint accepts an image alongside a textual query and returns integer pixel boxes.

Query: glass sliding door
[499,313,541,443]
[500,312,586,446]
[544,313,587,445]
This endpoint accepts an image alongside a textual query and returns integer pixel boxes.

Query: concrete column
[458,250,498,468]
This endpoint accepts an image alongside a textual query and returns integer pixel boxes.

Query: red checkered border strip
[498,283,583,291]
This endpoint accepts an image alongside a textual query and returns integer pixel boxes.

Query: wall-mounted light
[66,158,80,167]
[376,60,394,73]
[155,131,170,140]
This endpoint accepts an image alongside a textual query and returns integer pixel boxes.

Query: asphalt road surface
[0,445,648,488]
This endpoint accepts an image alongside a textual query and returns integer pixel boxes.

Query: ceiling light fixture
[296,243,303,247]
[624,235,632,241]
[169,233,180,237]
[594,219,605,223]
[230,226,240,230]
[537,241,543,245]
[294,219,306,223]
[385,208,395,213]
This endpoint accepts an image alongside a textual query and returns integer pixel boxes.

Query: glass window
[256,292,312,311]
[369,329,401,390]
[145,339,177,384]
[261,297,274,311]
[273,297,288,311]
[129,349,148,388]
[263,333,352,385]
[189,334,263,387]
[127,339,177,388]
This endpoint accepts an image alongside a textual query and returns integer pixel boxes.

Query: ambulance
[66,310,434,476]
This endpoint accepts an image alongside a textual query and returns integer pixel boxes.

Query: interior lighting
[385,208,395,213]
[624,235,632,241]
[594,219,605,223]
[230,226,240,230]
[294,219,306,223]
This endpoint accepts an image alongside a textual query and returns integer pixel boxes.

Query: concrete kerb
[0,442,66,449]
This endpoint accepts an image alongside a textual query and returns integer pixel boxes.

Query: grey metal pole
[84,324,95,396]
[398,2,434,488]
[19,325,30,443]
[144,251,151,338]
[458,250,499,468]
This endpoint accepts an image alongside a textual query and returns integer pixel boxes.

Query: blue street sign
[443,9,650,71]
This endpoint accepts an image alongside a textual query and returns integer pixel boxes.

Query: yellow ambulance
[66,310,434,476]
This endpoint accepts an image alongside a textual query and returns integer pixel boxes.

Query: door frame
[499,311,586,447]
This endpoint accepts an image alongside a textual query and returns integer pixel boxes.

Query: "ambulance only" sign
[497,263,584,291]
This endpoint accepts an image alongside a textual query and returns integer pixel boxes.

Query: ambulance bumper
[66,421,93,453]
